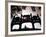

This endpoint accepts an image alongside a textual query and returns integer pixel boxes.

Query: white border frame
[8,2,44,35]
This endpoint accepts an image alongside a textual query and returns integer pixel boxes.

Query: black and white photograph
[8,2,44,35]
